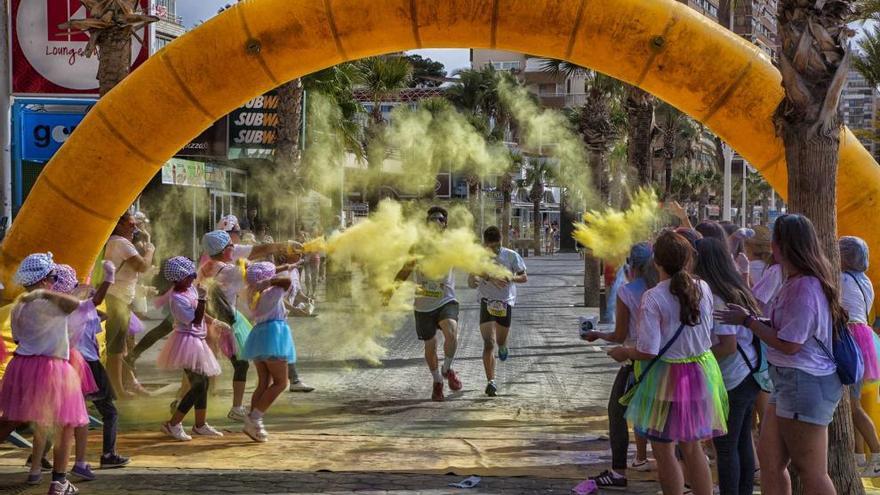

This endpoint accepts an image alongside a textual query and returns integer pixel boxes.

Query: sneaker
[99,453,130,469]
[630,458,654,472]
[432,381,444,402]
[47,480,78,495]
[589,470,627,490]
[243,416,267,443]
[863,463,880,478]
[161,422,192,442]
[70,464,95,481]
[227,406,249,422]
[485,382,497,397]
[26,455,53,472]
[255,418,268,439]
[26,472,42,485]
[289,381,315,393]
[169,399,179,415]
[498,346,509,361]
[443,368,462,391]
[192,423,224,437]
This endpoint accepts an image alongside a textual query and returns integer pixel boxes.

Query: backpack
[815,323,864,386]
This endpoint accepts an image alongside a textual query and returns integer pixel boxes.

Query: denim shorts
[769,366,842,426]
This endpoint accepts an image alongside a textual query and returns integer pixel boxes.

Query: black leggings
[608,364,633,471]
[231,356,249,382]
[178,370,209,414]
[129,316,173,363]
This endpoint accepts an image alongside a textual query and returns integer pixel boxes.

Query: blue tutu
[243,320,296,363]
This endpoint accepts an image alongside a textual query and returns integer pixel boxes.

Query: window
[490,61,521,71]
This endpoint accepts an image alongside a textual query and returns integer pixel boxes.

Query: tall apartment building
[732,0,778,58]
[152,0,185,52]
[841,68,880,162]
[469,50,587,111]
[678,0,720,21]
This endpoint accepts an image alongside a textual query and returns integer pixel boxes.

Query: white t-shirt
[749,259,768,286]
[710,294,757,390]
[636,279,714,360]
[413,270,456,313]
[232,244,253,262]
[617,278,649,347]
[476,248,527,306]
[169,287,207,338]
[766,275,836,376]
[105,235,140,303]
[11,298,70,360]
[251,286,290,324]
[841,271,875,324]
[752,263,783,311]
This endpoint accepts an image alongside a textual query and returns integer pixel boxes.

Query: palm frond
[854,26,880,87]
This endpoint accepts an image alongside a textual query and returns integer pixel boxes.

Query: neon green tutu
[623,351,728,442]
[232,310,253,357]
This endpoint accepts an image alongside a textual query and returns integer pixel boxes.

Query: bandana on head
[202,230,232,256]
[164,256,196,283]
[246,261,275,286]
[15,252,56,287]
[216,215,240,232]
[52,264,78,294]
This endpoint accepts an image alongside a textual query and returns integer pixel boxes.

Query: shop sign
[176,117,229,160]
[10,0,150,95]
[228,92,279,151]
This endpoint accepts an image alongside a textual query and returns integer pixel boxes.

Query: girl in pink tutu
[242,261,296,442]
[607,231,728,495]
[0,252,88,495]
[52,263,130,481]
[157,257,223,441]
[838,236,880,476]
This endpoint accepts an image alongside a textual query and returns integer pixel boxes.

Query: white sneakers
[629,457,654,472]
[192,423,224,437]
[227,406,249,422]
[243,415,268,443]
[162,422,192,442]
[289,381,315,393]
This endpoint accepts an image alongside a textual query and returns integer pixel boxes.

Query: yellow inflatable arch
[4,0,880,284]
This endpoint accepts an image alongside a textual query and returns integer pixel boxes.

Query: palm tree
[356,56,413,125]
[655,102,700,199]
[525,156,552,256]
[276,79,304,172]
[499,151,523,247]
[625,86,656,187]
[59,0,159,96]
[777,2,861,493]
[853,26,880,87]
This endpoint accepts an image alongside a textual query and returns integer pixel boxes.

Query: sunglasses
[428,215,447,223]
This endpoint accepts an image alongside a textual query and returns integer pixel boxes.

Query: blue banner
[20,110,87,162]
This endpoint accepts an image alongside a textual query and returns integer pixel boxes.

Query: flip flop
[448,476,482,488]
[570,479,598,495]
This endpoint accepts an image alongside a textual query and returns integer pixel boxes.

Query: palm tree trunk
[96,27,133,97]
[501,190,512,248]
[585,148,604,310]
[776,1,861,493]
[626,86,654,187]
[532,199,542,256]
[664,156,673,199]
[276,79,303,169]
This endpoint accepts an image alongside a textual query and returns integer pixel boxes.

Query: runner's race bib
[487,300,508,317]
[416,282,443,298]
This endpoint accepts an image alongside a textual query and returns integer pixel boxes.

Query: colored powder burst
[572,189,660,263]
[301,237,327,254]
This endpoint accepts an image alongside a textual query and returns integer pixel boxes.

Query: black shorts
[479,299,512,327]
[414,301,459,341]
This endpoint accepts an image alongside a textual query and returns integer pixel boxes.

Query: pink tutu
[157,331,222,377]
[850,322,880,383]
[69,349,98,395]
[0,354,88,427]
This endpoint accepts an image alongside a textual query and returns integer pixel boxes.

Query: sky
[175,1,472,73]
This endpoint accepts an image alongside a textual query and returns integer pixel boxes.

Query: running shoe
[227,406,249,422]
[192,423,224,437]
[70,464,95,481]
[589,470,627,490]
[498,346,509,361]
[161,422,192,442]
[629,457,654,472]
[99,453,130,469]
[47,480,78,495]
[443,368,463,391]
[243,416,267,443]
[485,382,497,397]
[863,462,880,478]
[432,381,444,402]
[289,381,315,393]
[26,472,42,485]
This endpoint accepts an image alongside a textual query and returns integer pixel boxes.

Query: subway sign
[228,91,278,150]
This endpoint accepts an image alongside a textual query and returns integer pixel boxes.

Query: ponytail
[669,270,702,326]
